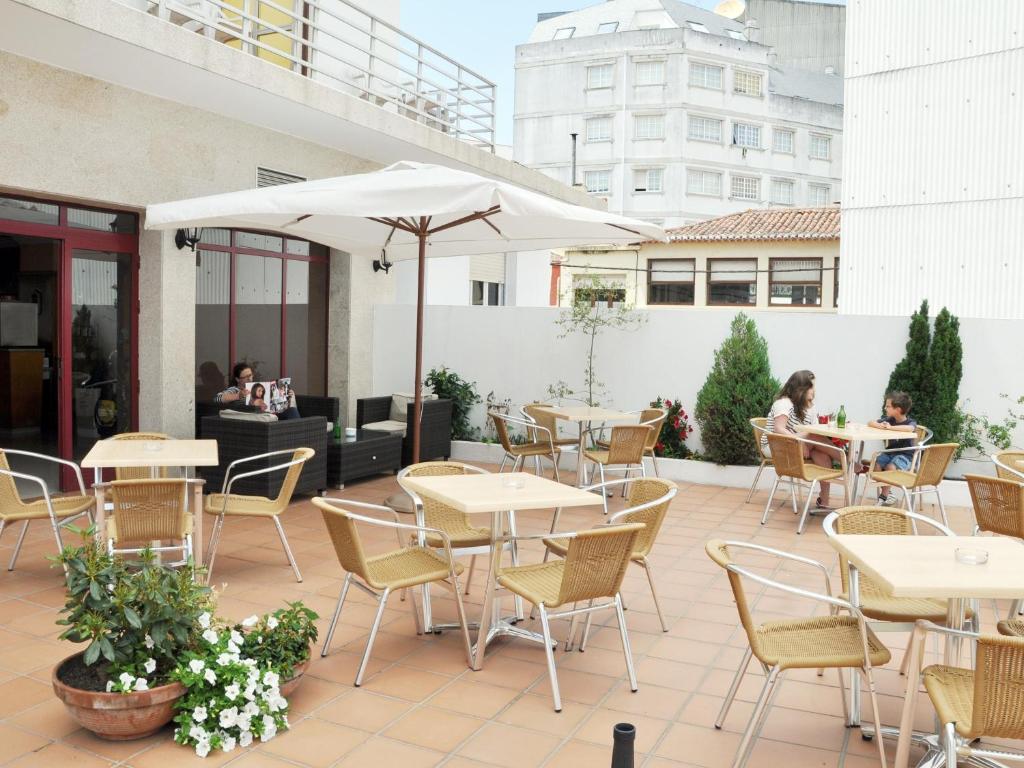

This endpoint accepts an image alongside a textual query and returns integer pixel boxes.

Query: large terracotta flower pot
[52,653,185,741]
[279,646,312,698]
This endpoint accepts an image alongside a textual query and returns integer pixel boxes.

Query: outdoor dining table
[544,406,636,487]
[828,533,1024,768]
[796,421,897,501]
[397,471,602,670]
[80,439,219,566]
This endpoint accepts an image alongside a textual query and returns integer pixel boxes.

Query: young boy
[867,391,918,506]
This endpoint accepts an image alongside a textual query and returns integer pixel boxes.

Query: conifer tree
[929,308,963,443]
[885,300,933,425]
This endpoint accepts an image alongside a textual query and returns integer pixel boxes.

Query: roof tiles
[662,207,840,243]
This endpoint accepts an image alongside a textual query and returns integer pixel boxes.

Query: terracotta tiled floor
[0,467,1017,767]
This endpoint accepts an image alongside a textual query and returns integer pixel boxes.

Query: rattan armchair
[521,404,579,452]
[313,497,472,686]
[0,449,94,571]
[966,473,1024,618]
[205,447,313,583]
[761,432,848,534]
[993,450,1024,482]
[109,433,171,480]
[856,443,958,526]
[595,409,667,478]
[490,411,561,482]
[104,478,194,571]
[580,424,652,514]
[496,522,644,712]
[706,539,890,768]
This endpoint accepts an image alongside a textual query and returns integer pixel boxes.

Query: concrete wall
[746,0,845,75]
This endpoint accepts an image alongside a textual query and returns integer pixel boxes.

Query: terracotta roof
[661,207,840,243]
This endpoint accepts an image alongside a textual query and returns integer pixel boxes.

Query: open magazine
[244,378,292,415]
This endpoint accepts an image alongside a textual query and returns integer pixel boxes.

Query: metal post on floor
[611,722,635,768]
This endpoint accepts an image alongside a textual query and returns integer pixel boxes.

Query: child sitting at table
[866,391,917,506]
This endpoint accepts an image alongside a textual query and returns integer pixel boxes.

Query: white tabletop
[797,422,903,443]
[546,406,634,422]
[400,472,603,514]
[81,439,219,468]
[829,534,1024,599]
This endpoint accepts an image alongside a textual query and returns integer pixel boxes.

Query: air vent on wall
[256,167,307,187]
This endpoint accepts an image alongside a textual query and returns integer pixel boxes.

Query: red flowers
[650,396,693,459]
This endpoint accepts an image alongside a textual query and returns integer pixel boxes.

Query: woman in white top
[762,369,836,509]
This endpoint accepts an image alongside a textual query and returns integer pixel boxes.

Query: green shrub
[694,313,779,465]
[929,308,963,444]
[885,300,933,425]
[424,366,482,441]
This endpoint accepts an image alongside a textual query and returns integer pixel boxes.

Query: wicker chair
[109,432,171,480]
[856,443,958,527]
[313,497,472,686]
[544,478,676,636]
[521,404,578,451]
[745,418,775,504]
[761,432,848,534]
[595,409,668,478]
[911,621,1024,767]
[706,539,890,768]
[105,479,193,570]
[0,450,94,572]
[966,474,1024,617]
[993,450,1024,482]
[580,424,652,514]
[497,522,645,712]
[490,411,561,482]
[205,448,313,583]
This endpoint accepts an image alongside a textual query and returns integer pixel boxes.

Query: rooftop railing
[132,0,497,152]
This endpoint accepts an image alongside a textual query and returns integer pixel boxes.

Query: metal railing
[133,0,496,152]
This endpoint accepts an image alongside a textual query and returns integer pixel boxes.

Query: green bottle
[836,404,847,429]
[333,423,342,440]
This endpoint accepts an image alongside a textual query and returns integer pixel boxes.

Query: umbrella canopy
[146,161,666,461]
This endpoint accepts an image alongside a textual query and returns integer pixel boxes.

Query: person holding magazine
[215,362,300,419]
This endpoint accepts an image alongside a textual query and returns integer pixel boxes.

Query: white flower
[262,671,280,688]
[216,653,233,667]
[243,684,256,701]
[134,678,149,691]
[118,672,134,688]
[144,658,156,674]
[219,706,238,729]
[221,734,236,752]
[204,669,217,685]
[243,701,260,717]
[241,615,259,628]
[266,616,279,630]
[105,681,114,692]
[230,630,244,646]
[189,659,206,674]
[261,724,277,742]
[224,683,240,701]
[189,724,208,742]
[193,705,208,722]
[202,629,219,644]
[268,694,288,712]
[239,730,253,748]
[236,714,252,733]
[198,612,211,629]
[195,740,211,758]
[226,640,241,655]
[106,583,114,593]
[144,634,155,649]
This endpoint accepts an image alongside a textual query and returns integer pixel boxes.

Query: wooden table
[80,439,219,566]
[828,534,1024,768]
[545,406,636,486]
[398,472,602,670]
[797,422,900,501]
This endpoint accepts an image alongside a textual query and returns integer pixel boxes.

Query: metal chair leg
[599,464,608,515]
[272,516,302,582]
[760,477,781,525]
[551,453,560,484]
[746,461,766,504]
[935,489,950,528]
[796,480,818,535]
[538,604,561,712]
[8,519,29,571]
[205,514,225,581]
[565,604,579,651]
[650,452,659,478]
[641,558,668,632]
[355,587,390,686]
[944,722,957,768]
[507,511,524,621]
[408,586,423,635]
[716,646,753,729]
[614,594,638,692]
[862,664,889,768]
[498,453,509,473]
[579,599,596,651]
[734,665,781,768]
[465,555,476,595]
[321,573,352,656]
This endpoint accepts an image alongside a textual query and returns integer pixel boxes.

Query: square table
[81,439,219,566]
[797,422,902,501]
[545,406,637,486]
[398,471,603,670]
[828,534,1024,768]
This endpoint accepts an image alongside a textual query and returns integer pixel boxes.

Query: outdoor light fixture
[373,225,397,274]
[174,227,203,251]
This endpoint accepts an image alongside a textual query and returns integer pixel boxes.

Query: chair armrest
[356,397,392,428]
[316,498,460,562]
[222,453,309,497]
[2,449,87,494]
[719,540,834,597]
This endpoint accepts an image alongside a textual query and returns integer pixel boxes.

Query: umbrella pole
[412,226,426,464]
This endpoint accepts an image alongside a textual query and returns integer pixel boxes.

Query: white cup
[345,427,357,438]
[326,422,334,433]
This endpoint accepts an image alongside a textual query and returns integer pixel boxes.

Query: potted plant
[51,532,213,740]
[235,602,318,697]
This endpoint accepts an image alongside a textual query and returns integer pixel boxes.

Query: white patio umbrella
[146,161,666,461]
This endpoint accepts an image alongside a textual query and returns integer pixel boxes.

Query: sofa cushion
[220,409,279,422]
[388,391,438,423]
[363,420,407,437]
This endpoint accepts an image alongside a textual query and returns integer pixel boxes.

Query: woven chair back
[766,433,808,480]
[914,425,931,446]
[109,433,171,480]
[621,478,675,557]
[523,404,559,443]
[271,448,314,509]
[557,522,644,605]
[913,443,957,487]
[639,409,667,451]
[971,634,1024,740]
[833,507,914,601]
[0,452,28,510]
[705,539,758,646]
[109,479,189,543]
[750,418,770,460]
[966,474,1024,539]
[489,412,514,453]
[606,425,651,465]
[994,451,1024,482]
[314,499,372,584]
[402,462,481,537]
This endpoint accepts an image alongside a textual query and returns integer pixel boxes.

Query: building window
[554,27,575,39]
[688,115,722,143]
[597,21,619,33]
[730,175,760,201]
[808,183,831,206]
[584,170,612,194]
[634,60,665,85]
[708,259,757,305]
[687,169,722,196]
[770,259,822,306]
[689,62,723,90]
[472,280,503,306]
[725,29,747,41]
[772,128,794,154]
[587,63,614,89]
[833,256,840,307]
[574,283,626,308]
[634,114,665,140]
[687,21,709,33]
[648,259,695,305]
[770,178,795,205]
[732,122,761,148]
[733,70,763,97]
[810,133,832,160]
[586,116,613,142]
[633,168,664,193]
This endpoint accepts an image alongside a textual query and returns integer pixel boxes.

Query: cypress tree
[929,308,963,443]
[885,300,933,426]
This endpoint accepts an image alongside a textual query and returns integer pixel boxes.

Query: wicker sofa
[196,395,335,497]
[355,395,452,466]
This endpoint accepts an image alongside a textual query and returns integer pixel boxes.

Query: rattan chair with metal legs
[490,411,561,482]
[104,478,195,572]
[761,433,848,534]
[522,403,578,476]
[966,473,1024,618]
[745,418,775,504]
[0,449,94,572]
[580,425,652,514]
[909,621,1024,767]
[313,497,473,686]
[205,448,313,583]
[595,409,667,479]
[857,443,958,527]
[994,450,1024,482]
[495,522,644,712]
[109,433,171,480]
[706,539,891,768]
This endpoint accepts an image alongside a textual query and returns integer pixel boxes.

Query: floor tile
[383,705,485,752]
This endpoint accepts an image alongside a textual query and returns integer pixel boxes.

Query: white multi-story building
[514,0,844,230]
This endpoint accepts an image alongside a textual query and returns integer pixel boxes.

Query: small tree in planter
[424,366,482,441]
[694,313,779,465]
[885,300,933,426]
[649,397,694,459]
[929,307,963,444]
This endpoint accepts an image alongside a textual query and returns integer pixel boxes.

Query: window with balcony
[689,62,723,90]
[687,169,722,197]
[584,170,612,194]
[770,259,822,306]
[732,122,761,148]
[708,259,757,305]
[634,114,665,140]
[772,128,794,154]
[648,259,695,305]
[634,60,665,86]
[554,27,575,39]
[808,183,831,206]
[770,179,795,205]
[688,115,722,143]
[587,63,614,89]
[633,168,664,193]
[810,133,832,160]
[586,116,613,142]
[730,175,760,201]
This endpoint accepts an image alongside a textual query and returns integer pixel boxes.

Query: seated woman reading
[215,362,300,420]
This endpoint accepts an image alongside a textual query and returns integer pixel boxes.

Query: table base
[472,618,555,659]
